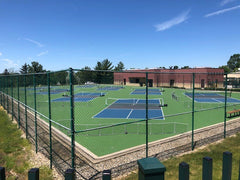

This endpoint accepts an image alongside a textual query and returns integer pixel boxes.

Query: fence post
[102,170,111,180]
[0,167,5,180]
[33,74,38,153]
[202,156,212,180]
[222,151,232,180]
[69,68,75,169]
[145,72,149,158]
[28,168,39,180]
[24,74,28,138]
[64,169,75,180]
[11,76,13,121]
[238,160,240,180]
[47,72,53,169]
[191,73,195,150]
[6,76,9,113]
[224,73,228,138]
[17,76,20,128]
[179,162,189,180]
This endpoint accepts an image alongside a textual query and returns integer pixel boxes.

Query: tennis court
[131,89,162,95]
[52,92,105,102]
[94,98,164,119]
[184,92,240,103]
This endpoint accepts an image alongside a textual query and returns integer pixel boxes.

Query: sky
[0,0,240,73]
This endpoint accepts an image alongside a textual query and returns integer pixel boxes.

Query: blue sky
[0,0,240,73]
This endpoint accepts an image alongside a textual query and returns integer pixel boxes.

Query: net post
[47,72,53,169]
[192,73,195,151]
[224,73,227,138]
[33,73,38,153]
[69,68,75,170]
[145,72,149,158]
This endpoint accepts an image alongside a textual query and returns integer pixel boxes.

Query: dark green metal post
[0,76,3,105]
[238,160,240,180]
[28,168,39,180]
[47,72,53,169]
[202,156,212,180]
[224,73,228,138]
[192,73,195,150]
[34,74,38,153]
[6,76,9,113]
[222,151,232,180]
[3,77,6,109]
[69,68,75,169]
[64,169,75,180]
[145,72,149,158]
[102,170,111,180]
[11,76,13,121]
[24,75,28,138]
[17,76,20,128]
[0,166,6,180]
[179,162,189,180]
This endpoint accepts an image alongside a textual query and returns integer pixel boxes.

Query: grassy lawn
[122,133,240,180]
[0,106,54,180]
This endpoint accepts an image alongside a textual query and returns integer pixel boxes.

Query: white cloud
[220,0,236,6]
[1,59,19,70]
[37,50,48,57]
[154,10,190,32]
[0,52,2,56]
[22,38,44,47]
[205,5,240,17]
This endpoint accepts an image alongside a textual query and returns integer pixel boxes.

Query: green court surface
[14,85,240,156]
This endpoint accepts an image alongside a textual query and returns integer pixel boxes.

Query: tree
[28,61,46,73]
[227,54,240,72]
[181,66,190,69]
[3,69,9,75]
[114,61,125,71]
[20,63,29,74]
[75,66,93,84]
[173,66,179,69]
[219,65,230,74]
[94,59,114,84]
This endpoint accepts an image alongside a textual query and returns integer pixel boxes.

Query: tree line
[1,59,125,86]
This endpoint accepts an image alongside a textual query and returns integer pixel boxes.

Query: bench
[227,109,240,118]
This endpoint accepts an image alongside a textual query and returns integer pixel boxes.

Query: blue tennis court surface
[131,89,162,95]
[36,89,69,95]
[94,98,164,120]
[185,92,240,103]
[97,86,122,91]
[52,92,105,102]
[77,84,96,88]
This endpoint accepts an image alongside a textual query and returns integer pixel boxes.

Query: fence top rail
[0,69,227,77]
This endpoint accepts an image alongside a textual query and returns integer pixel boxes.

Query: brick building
[114,68,224,89]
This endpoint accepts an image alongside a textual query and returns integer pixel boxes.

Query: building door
[124,78,126,85]
[201,79,205,88]
[148,79,153,87]
[170,79,174,87]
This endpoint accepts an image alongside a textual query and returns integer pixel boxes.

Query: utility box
[137,157,166,180]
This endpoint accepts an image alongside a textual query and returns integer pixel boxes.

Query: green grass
[0,107,54,180]
[7,85,240,156]
[121,133,240,180]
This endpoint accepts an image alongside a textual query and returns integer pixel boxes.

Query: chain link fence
[0,69,240,179]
